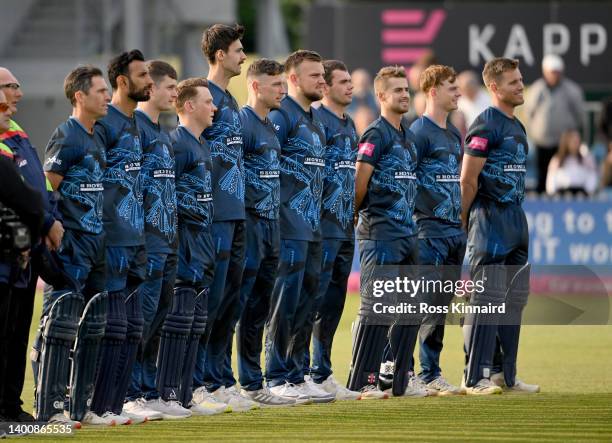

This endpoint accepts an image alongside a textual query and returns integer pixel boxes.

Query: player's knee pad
[192,288,209,337]
[504,264,530,316]
[388,323,420,396]
[35,291,83,421]
[103,291,128,341]
[124,289,144,342]
[347,319,389,391]
[69,292,108,421]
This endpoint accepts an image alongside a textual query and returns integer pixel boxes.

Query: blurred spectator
[525,54,585,193]
[457,70,491,127]
[546,129,597,196]
[601,144,612,189]
[346,68,378,134]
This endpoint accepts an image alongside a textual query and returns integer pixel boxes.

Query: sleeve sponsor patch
[468,136,488,152]
[358,142,375,156]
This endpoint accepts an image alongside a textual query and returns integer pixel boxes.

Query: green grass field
[17,292,612,442]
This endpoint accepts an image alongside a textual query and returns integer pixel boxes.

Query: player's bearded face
[496,68,524,107]
[127,61,153,102]
[296,61,325,102]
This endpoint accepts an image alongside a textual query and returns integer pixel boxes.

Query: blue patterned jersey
[240,106,281,220]
[410,116,463,239]
[202,81,245,221]
[318,105,358,240]
[135,110,177,253]
[356,116,418,240]
[171,126,214,231]
[44,117,105,234]
[95,104,144,246]
[269,96,326,241]
[464,107,528,205]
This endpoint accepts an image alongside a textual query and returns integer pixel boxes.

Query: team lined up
[0,22,539,428]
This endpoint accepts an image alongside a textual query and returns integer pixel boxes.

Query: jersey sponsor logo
[468,136,489,152]
[226,136,243,146]
[79,182,104,192]
[124,161,141,172]
[503,164,526,172]
[304,156,325,167]
[358,142,375,156]
[153,168,175,179]
[334,160,356,170]
[18,158,28,167]
[259,170,280,179]
[196,192,213,203]
[395,171,417,180]
[435,173,460,182]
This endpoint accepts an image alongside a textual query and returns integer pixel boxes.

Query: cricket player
[124,60,184,419]
[460,57,539,395]
[193,23,258,412]
[33,66,109,425]
[265,50,334,403]
[304,60,360,400]
[90,50,153,424]
[235,59,296,407]
[347,66,419,399]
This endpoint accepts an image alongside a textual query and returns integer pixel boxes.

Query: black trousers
[0,267,38,416]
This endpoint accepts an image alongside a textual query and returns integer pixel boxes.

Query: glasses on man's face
[0,102,9,112]
[0,83,20,90]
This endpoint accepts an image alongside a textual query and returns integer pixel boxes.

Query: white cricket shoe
[212,386,259,412]
[359,384,388,400]
[319,376,361,400]
[123,398,163,421]
[192,387,232,414]
[269,382,312,405]
[463,378,503,396]
[240,387,296,407]
[48,412,82,429]
[491,372,540,393]
[81,411,116,426]
[145,398,192,419]
[301,376,336,403]
[101,411,131,425]
[426,376,464,396]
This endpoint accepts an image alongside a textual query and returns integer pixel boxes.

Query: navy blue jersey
[318,105,358,239]
[356,116,418,240]
[135,110,177,253]
[95,104,144,246]
[240,106,281,220]
[269,96,326,241]
[43,117,105,234]
[410,116,463,238]
[202,80,245,221]
[171,126,214,231]
[464,107,528,205]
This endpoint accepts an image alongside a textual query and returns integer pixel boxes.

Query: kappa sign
[307,2,612,89]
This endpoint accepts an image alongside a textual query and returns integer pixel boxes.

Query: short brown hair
[247,59,284,78]
[323,60,348,86]
[201,24,245,64]
[146,60,177,84]
[175,77,209,113]
[284,50,322,73]
[419,64,457,94]
[64,65,104,106]
[482,57,519,86]
[373,65,407,94]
